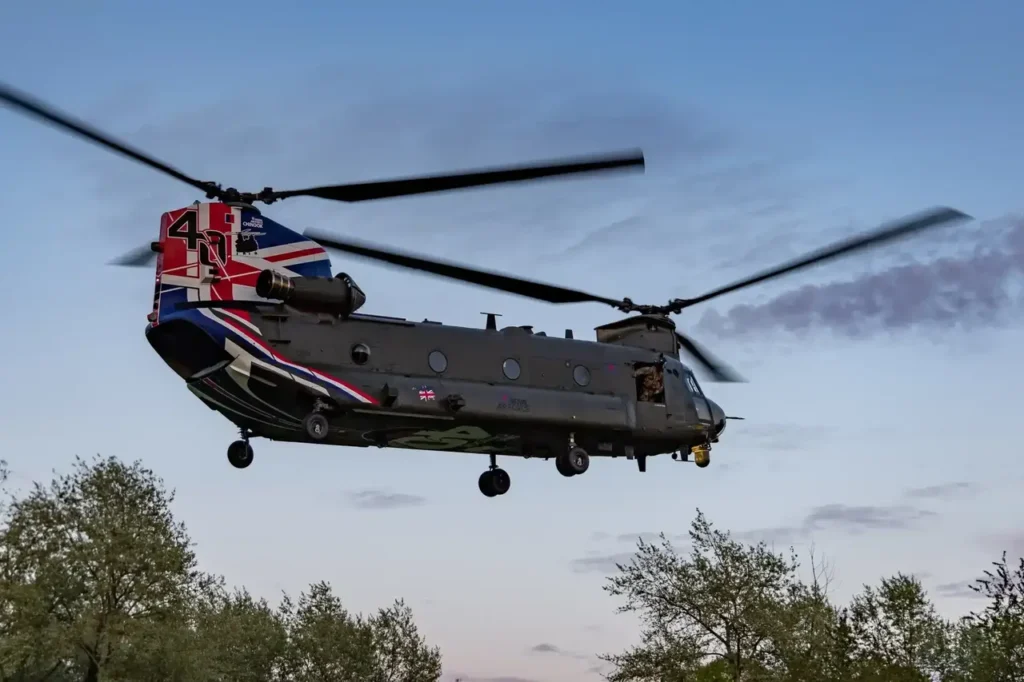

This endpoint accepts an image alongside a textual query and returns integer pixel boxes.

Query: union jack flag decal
[418,386,436,401]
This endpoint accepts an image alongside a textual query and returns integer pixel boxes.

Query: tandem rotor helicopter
[1,83,971,497]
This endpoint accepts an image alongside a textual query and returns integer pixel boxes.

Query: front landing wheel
[227,440,254,469]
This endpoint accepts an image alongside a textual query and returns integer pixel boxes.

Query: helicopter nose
[708,399,726,434]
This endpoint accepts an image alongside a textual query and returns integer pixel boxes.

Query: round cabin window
[428,350,448,373]
[502,358,521,380]
[573,365,591,387]
[351,343,370,365]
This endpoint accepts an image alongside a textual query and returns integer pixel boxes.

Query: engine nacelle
[255,270,366,316]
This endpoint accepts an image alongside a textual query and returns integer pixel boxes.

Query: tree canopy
[0,456,441,682]
[600,509,1024,682]
[1,455,1019,681]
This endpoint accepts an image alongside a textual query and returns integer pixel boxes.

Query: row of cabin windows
[349,343,592,386]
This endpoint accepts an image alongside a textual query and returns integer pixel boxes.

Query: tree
[366,599,442,682]
[0,456,216,681]
[191,586,289,682]
[846,573,950,680]
[950,552,1024,680]
[600,509,801,681]
[278,581,376,682]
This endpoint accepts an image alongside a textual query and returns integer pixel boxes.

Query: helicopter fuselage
[146,304,727,462]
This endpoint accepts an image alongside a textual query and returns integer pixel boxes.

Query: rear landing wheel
[479,468,511,497]
[227,440,253,469]
[556,447,590,476]
[303,412,329,441]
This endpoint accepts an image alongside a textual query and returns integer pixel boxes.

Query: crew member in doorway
[636,365,665,403]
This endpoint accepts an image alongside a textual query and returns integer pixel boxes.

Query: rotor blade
[676,331,745,382]
[108,243,158,267]
[304,229,626,307]
[268,150,645,203]
[677,206,972,310]
[0,82,221,199]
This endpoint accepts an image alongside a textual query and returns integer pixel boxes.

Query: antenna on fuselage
[481,312,501,330]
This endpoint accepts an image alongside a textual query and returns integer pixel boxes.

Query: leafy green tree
[366,598,442,682]
[846,573,950,680]
[278,581,376,682]
[0,456,215,681]
[192,586,289,682]
[949,552,1024,681]
[600,509,801,681]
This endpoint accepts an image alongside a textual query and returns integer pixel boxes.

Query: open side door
[632,360,666,433]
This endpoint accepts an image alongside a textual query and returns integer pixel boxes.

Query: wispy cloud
[576,500,939,572]
[696,214,1024,339]
[904,481,981,500]
[934,580,986,599]
[570,551,641,575]
[345,488,426,510]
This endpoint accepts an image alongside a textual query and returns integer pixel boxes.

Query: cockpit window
[684,371,703,396]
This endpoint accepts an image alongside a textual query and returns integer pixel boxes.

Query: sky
[2,1,1024,680]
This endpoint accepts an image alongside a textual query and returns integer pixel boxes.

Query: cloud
[934,580,986,600]
[570,551,639,575]
[575,501,937,574]
[803,503,936,533]
[695,213,1024,339]
[345,489,426,510]
[613,531,687,545]
[529,643,561,654]
[904,481,981,500]
[528,643,592,663]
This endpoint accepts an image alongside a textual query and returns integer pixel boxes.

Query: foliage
[601,508,1024,682]
[0,456,442,682]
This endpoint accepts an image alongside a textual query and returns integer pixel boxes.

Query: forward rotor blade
[675,331,744,382]
[304,229,625,307]
[269,150,645,203]
[677,206,972,310]
[0,82,220,199]
[108,243,157,267]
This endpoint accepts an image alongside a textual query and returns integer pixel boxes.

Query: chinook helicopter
[1,83,971,498]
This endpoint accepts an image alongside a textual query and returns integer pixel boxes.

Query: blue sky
[2,1,1024,680]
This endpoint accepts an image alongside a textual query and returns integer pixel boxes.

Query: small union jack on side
[418,386,436,401]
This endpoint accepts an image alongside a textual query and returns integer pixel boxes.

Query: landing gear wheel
[227,440,253,469]
[557,447,590,476]
[555,456,576,477]
[303,412,329,441]
[478,468,511,497]
[694,447,711,468]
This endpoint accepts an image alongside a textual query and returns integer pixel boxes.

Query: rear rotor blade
[0,82,222,199]
[108,243,157,267]
[304,229,626,307]
[675,331,744,382]
[676,206,972,310]
[268,150,645,203]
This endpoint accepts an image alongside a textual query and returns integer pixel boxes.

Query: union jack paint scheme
[146,202,382,443]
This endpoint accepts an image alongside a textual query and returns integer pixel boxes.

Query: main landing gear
[227,429,254,469]
[555,438,590,478]
[479,454,511,498]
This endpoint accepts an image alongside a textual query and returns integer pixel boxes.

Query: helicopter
[1,83,972,498]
